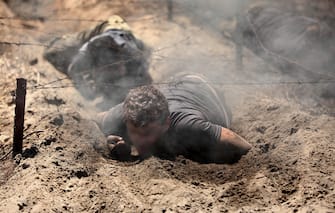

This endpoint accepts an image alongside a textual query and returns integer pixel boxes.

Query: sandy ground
[0,0,334,212]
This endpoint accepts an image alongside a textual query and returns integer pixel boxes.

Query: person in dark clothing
[237,6,335,80]
[96,74,251,164]
[44,15,152,104]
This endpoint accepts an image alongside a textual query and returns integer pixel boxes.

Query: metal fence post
[12,78,27,158]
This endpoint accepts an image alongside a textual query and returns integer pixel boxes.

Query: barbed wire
[0,45,334,89]
[0,16,102,22]
[0,22,61,36]
[0,41,49,47]
[27,79,335,91]
[0,13,167,23]
[0,44,334,89]
[1,11,327,79]
[1,15,335,89]
[32,77,69,89]
[0,149,12,161]
[0,34,194,83]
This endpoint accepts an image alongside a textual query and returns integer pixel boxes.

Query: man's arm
[210,127,251,164]
[220,127,251,154]
[175,114,251,163]
[94,104,132,161]
[94,104,125,136]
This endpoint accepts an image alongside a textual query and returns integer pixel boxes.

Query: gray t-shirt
[99,74,231,160]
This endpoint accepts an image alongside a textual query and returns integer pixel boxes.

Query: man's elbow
[213,148,251,164]
[210,138,252,164]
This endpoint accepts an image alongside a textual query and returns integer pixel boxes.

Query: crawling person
[95,74,251,164]
[44,15,152,106]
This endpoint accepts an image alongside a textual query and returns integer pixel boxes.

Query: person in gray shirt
[96,74,251,164]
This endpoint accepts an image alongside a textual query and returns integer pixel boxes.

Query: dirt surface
[0,0,334,212]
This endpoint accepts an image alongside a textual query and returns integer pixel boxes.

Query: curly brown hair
[123,85,169,127]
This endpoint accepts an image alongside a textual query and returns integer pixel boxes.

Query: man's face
[126,119,169,156]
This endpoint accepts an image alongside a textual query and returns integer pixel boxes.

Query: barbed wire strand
[0,19,334,89]
[0,22,61,36]
[0,41,49,47]
[1,19,333,74]
[0,47,334,89]
[0,13,168,23]
[0,149,12,161]
[0,45,334,89]
[29,79,335,91]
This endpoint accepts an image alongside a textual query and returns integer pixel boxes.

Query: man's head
[123,85,170,156]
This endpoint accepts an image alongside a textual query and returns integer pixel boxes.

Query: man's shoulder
[169,110,204,129]
[98,104,126,136]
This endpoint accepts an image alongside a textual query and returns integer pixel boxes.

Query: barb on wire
[23,130,44,139]
[153,36,191,53]
[32,77,69,89]
[31,85,76,90]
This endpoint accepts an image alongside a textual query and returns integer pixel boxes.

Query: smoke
[7,0,332,113]
[154,0,335,112]
[175,0,249,23]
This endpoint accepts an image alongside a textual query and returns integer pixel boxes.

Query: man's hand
[106,135,131,161]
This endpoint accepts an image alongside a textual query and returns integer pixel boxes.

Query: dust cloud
[153,0,335,113]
